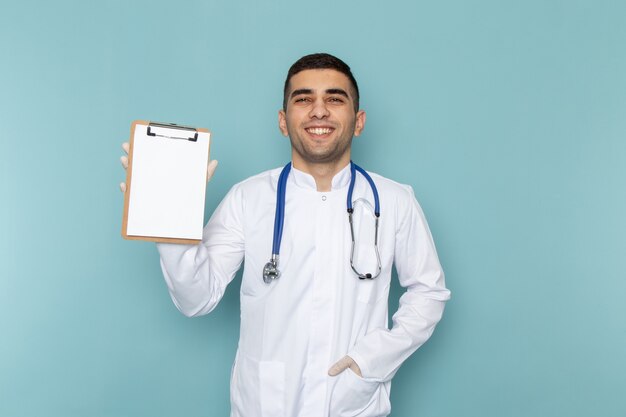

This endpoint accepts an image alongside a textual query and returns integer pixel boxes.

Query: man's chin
[299,152,350,165]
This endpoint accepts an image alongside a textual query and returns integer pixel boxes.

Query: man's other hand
[119,142,218,193]
[328,355,362,377]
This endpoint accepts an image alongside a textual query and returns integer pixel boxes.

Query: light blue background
[1,1,625,416]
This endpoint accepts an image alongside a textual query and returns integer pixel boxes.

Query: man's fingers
[328,356,362,377]
[328,356,353,377]
[348,358,362,377]
[206,160,219,183]
[328,359,348,376]
[119,143,130,193]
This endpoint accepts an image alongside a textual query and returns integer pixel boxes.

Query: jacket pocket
[259,360,285,417]
[356,279,390,304]
[231,354,285,417]
[329,369,386,417]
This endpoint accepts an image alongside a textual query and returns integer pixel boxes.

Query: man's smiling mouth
[305,127,334,136]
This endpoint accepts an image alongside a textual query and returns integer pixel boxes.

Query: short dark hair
[283,53,360,112]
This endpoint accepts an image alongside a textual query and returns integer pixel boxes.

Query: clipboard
[122,120,211,244]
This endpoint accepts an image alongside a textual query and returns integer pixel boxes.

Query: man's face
[279,69,366,168]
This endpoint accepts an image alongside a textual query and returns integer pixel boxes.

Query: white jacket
[157,164,450,417]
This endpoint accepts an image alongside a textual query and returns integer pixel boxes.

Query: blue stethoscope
[262,161,382,283]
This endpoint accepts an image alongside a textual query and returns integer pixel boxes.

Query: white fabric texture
[157,164,451,417]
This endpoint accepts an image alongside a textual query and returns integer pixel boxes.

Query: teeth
[307,128,332,135]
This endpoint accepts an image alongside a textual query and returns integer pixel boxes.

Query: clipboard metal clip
[147,122,198,142]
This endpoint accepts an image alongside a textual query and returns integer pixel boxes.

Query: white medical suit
[157,164,450,417]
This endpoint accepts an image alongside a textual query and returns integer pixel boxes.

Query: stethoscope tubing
[271,162,292,257]
[347,163,380,217]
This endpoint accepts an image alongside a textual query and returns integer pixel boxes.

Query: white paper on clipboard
[123,121,210,243]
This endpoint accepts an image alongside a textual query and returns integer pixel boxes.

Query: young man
[121,53,450,417]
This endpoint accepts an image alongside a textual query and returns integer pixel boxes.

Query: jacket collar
[290,163,351,191]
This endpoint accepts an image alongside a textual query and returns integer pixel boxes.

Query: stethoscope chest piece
[263,255,280,283]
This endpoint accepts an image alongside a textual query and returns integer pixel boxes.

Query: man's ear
[278,109,289,137]
[354,110,366,137]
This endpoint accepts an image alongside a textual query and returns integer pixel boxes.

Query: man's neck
[291,156,350,192]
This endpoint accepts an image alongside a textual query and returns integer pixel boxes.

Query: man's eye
[295,97,310,103]
[328,97,344,103]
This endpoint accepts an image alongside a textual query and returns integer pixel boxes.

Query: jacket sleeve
[348,185,450,381]
[156,185,245,317]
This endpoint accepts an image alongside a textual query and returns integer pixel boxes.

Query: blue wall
[1,1,624,416]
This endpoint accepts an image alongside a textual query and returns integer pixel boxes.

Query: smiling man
[127,53,450,417]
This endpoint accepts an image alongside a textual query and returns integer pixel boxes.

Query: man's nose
[309,99,330,119]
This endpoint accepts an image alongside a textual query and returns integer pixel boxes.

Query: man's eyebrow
[290,88,350,99]
[290,88,313,98]
[325,88,349,98]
